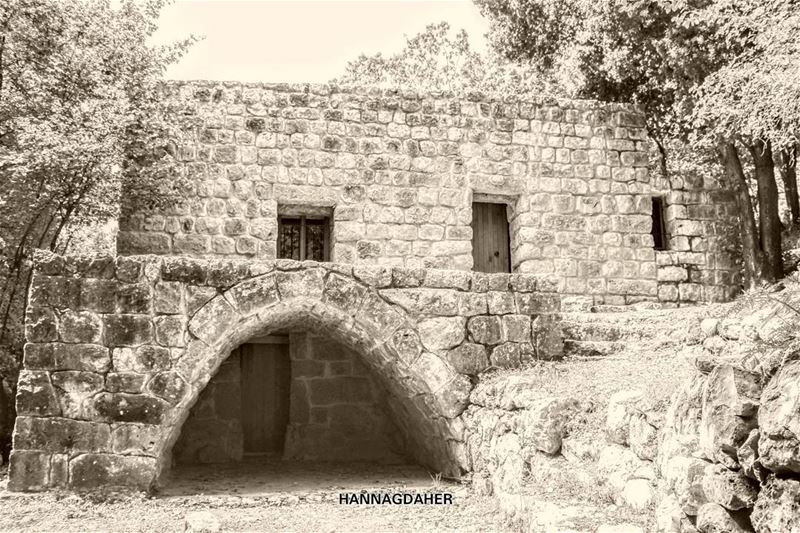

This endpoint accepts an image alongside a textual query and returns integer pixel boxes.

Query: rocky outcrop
[655,298,800,533]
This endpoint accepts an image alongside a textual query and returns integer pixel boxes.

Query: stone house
[9,82,741,491]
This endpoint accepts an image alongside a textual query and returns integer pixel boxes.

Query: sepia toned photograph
[0,0,798,531]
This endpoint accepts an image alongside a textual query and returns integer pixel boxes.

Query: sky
[153,0,490,83]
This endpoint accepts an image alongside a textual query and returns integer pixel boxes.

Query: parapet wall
[117,81,741,305]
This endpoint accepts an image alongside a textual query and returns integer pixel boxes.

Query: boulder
[757,360,800,474]
[620,478,655,511]
[750,477,800,533]
[655,492,684,533]
[597,444,654,497]
[699,364,761,467]
[513,397,579,455]
[658,372,706,475]
[184,511,221,533]
[701,463,758,510]
[695,503,751,533]
[737,429,766,483]
[629,411,659,461]
[606,389,644,445]
[699,318,719,338]
[662,455,710,515]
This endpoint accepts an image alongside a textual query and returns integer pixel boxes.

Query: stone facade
[117,81,740,305]
[9,252,562,491]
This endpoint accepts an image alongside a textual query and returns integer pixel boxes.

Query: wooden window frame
[277,214,331,261]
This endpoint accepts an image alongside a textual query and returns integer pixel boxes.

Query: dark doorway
[240,341,291,455]
[651,196,667,251]
[472,202,511,273]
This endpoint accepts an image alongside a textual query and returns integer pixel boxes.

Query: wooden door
[240,342,291,454]
[472,202,511,273]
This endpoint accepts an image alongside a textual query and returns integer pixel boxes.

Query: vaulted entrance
[172,330,410,469]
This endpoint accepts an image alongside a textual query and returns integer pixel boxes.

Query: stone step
[563,339,627,357]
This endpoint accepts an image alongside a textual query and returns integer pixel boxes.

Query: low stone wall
[651,297,800,532]
[10,252,563,491]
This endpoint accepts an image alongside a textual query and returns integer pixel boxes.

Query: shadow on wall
[173,331,409,466]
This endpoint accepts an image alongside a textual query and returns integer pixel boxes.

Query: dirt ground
[0,461,509,533]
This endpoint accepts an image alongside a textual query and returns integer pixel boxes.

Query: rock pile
[654,308,800,533]
[595,390,662,511]
[462,374,579,512]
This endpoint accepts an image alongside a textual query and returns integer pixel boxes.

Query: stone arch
[155,267,467,485]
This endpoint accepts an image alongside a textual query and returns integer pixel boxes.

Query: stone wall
[173,353,243,464]
[284,333,406,463]
[9,252,563,491]
[116,81,740,305]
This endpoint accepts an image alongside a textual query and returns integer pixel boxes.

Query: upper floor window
[278,207,331,261]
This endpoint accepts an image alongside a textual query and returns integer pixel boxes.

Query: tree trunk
[721,142,764,288]
[750,139,783,282]
[779,145,799,225]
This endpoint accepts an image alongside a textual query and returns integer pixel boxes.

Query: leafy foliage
[334,22,557,97]
[0,0,194,360]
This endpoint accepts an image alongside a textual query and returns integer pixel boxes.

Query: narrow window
[278,213,331,261]
[651,196,667,251]
[471,202,511,273]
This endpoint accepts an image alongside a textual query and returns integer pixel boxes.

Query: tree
[476,0,800,287]
[334,21,556,97]
[0,0,194,450]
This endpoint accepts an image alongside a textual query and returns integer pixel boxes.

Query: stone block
[457,293,488,316]
[501,315,531,343]
[8,450,51,491]
[16,371,60,416]
[147,372,188,405]
[25,308,58,342]
[444,343,488,375]
[515,293,560,314]
[188,295,239,345]
[113,346,171,373]
[51,370,104,418]
[486,292,516,314]
[58,310,102,344]
[69,453,156,491]
[104,315,154,346]
[13,417,111,454]
[322,273,367,313]
[418,317,466,351]
[106,372,146,393]
[154,315,187,347]
[468,316,502,345]
[116,283,152,314]
[154,281,183,314]
[161,257,207,284]
[24,343,110,373]
[275,268,324,300]
[389,328,423,365]
[111,423,162,456]
[92,392,168,424]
